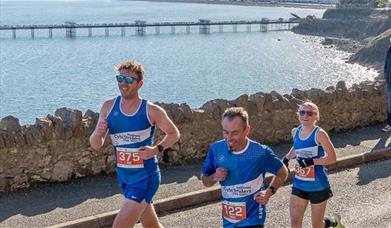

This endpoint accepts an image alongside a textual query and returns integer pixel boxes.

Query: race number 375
[116,147,144,168]
[222,201,247,221]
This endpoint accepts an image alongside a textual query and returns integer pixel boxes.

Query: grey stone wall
[0,80,385,192]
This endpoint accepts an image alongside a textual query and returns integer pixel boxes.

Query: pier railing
[0,18,299,39]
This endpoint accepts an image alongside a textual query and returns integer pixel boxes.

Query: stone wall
[0,80,386,192]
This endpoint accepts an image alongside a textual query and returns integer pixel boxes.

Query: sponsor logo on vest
[222,173,264,198]
[110,127,151,146]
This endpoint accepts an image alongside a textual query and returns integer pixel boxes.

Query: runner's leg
[290,194,309,228]
[310,201,327,228]
[140,203,164,228]
[112,199,147,228]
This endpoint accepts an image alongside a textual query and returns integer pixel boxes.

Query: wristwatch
[157,144,164,153]
[268,186,276,195]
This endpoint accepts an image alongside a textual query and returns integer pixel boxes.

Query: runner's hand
[296,157,314,168]
[139,146,159,160]
[213,167,228,182]
[253,190,272,205]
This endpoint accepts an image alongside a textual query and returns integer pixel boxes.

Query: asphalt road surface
[141,159,391,228]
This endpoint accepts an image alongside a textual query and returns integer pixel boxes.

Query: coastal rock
[0,116,22,132]
[55,108,83,138]
[36,116,54,141]
[51,161,73,182]
[0,80,386,192]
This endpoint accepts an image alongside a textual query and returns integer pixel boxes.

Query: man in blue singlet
[201,107,288,228]
[90,60,180,228]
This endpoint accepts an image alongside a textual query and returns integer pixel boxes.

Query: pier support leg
[260,24,267,32]
[199,19,210,34]
[65,27,76,38]
[49,28,53,38]
[186,26,190,34]
[12,29,16,39]
[121,27,125,36]
[219,25,223,33]
[105,28,109,37]
[233,24,237,33]
[135,20,146,36]
[247,24,251,32]
[171,26,175,35]
[155,26,160,35]
[88,28,92,37]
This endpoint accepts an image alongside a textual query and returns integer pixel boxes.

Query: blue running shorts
[119,172,161,204]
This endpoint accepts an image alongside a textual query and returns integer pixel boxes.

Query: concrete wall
[0,80,386,192]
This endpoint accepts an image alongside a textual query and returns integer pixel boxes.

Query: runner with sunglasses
[282,101,344,228]
[90,60,180,228]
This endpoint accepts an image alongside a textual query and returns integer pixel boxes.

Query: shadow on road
[357,159,391,185]
[0,163,201,222]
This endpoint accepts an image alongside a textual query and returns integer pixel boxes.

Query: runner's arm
[89,100,112,150]
[314,129,336,165]
[201,174,217,187]
[148,103,180,152]
[283,128,297,160]
[267,164,288,196]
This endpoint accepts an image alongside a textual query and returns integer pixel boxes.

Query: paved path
[0,123,390,227]
[149,159,391,228]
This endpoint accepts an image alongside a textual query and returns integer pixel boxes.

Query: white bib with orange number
[116,147,144,169]
[295,164,315,181]
[222,201,247,223]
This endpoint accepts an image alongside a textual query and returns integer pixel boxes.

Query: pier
[0,18,299,39]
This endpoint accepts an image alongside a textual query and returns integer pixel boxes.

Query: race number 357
[222,201,247,221]
[295,165,315,181]
[116,147,144,168]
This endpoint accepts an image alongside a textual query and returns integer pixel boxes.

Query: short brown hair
[114,60,144,81]
[222,107,249,127]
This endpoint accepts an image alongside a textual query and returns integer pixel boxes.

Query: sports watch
[157,144,164,153]
[268,186,276,195]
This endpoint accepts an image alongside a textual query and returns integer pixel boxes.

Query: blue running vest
[292,126,330,192]
[107,97,158,185]
[202,139,283,227]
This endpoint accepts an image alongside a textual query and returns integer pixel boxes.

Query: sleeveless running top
[107,96,158,185]
[292,125,330,192]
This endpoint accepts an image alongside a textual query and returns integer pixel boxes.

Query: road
[143,159,391,228]
[1,123,390,227]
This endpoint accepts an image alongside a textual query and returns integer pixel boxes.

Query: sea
[0,0,378,124]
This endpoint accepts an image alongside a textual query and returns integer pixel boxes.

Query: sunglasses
[298,110,316,117]
[116,75,138,84]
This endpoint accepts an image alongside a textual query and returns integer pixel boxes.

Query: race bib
[222,201,247,222]
[116,147,144,168]
[295,164,315,181]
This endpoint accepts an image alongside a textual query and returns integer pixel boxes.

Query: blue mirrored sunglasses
[116,75,137,84]
[298,110,316,117]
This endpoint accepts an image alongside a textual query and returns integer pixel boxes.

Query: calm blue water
[0,0,377,124]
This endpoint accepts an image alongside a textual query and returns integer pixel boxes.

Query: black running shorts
[291,187,333,204]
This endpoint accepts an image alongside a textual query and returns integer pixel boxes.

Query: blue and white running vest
[107,97,158,185]
[202,139,283,227]
[292,125,330,192]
